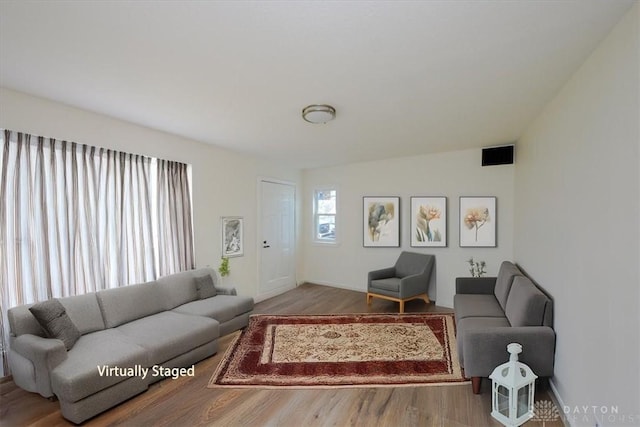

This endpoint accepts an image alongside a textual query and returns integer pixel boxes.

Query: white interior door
[259,180,296,299]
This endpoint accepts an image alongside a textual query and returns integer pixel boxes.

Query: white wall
[0,88,302,298]
[514,5,639,425]
[302,148,515,308]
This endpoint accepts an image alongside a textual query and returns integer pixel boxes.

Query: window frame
[312,187,338,245]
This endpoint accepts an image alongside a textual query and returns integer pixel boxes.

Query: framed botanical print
[221,216,244,257]
[459,197,496,247]
[411,197,447,247]
[363,196,400,247]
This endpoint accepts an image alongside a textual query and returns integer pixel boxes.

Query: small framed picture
[363,196,400,247]
[411,197,447,247]
[459,197,496,247]
[221,217,244,257]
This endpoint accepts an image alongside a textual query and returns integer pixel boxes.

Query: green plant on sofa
[218,256,230,277]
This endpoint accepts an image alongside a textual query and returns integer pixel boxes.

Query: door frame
[256,177,297,302]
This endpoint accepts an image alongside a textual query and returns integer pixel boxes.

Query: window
[313,189,337,243]
[0,129,194,376]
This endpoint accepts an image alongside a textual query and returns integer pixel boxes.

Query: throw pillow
[195,274,217,299]
[29,299,81,350]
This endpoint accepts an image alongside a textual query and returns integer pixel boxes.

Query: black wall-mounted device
[482,145,514,166]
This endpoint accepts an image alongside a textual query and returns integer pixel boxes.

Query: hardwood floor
[1,284,563,426]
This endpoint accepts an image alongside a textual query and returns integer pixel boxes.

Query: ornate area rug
[208,313,467,388]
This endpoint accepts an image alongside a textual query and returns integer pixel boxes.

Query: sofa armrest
[462,326,555,378]
[455,277,497,294]
[368,267,396,283]
[10,334,68,397]
[214,286,237,296]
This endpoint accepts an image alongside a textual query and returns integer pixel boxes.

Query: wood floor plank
[0,283,563,426]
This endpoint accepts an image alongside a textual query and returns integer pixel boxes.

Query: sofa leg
[472,377,482,394]
[399,300,405,313]
[366,293,372,305]
[537,377,550,391]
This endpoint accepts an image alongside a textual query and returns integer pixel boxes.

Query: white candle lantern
[489,343,538,427]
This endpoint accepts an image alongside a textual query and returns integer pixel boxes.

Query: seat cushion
[173,295,254,324]
[504,276,549,327]
[51,329,148,403]
[494,261,523,309]
[453,294,505,323]
[369,277,402,293]
[116,312,219,365]
[457,316,511,333]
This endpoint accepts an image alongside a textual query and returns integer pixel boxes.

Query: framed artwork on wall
[363,196,400,247]
[459,196,496,247]
[221,216,244,257]
[410,197,447,247]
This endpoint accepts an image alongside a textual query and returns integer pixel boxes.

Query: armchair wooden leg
[399,300,405,313]
[471,377,482,394]
[366,293,372,305]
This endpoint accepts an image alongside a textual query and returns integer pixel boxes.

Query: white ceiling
[0,1,634,169]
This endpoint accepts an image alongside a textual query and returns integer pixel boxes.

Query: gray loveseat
[7,267,254,424]
[454,261,555,394]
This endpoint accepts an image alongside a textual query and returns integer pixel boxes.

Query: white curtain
[0,130,194,375]
[156,159,194,276]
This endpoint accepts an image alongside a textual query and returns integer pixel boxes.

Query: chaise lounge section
[7,267,253,424]
[454,261,555,394]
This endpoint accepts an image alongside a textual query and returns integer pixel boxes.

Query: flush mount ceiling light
[302,104,336,124]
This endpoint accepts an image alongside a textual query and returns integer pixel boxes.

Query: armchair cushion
[369,277,401,293]
[395,251,432,277]
[367,267,396,282]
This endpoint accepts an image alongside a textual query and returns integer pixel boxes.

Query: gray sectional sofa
[7,267,254,424]
[454,261,555,394]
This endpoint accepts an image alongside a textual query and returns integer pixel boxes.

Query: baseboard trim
[302,280,363,293]
[548,379,570,427]
[255,284,296,303]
